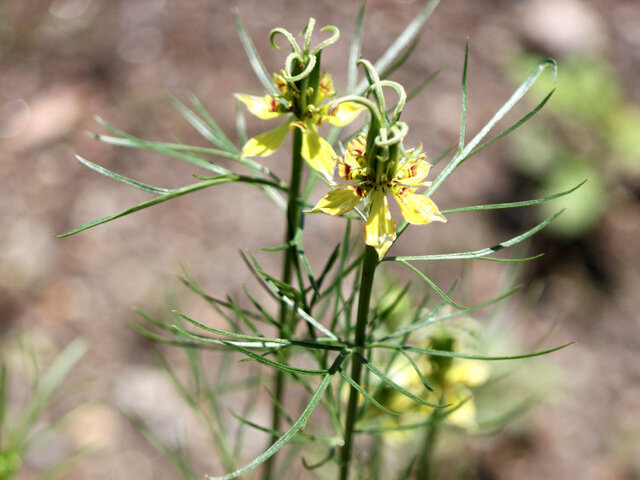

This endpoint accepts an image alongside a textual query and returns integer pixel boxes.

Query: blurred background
[1,0,639,478]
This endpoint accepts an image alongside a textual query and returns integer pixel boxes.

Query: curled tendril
[378,80,407,124]
[398,140,424,160]
[286,53,317,82]
[284,52,305,83]
[375,121,408,147]
[358,59,386,117]
[303,18,316,53]
[330,95,382,128]
[269,27,302,58]
[311,25,340,55]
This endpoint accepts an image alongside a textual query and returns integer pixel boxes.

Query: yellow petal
[317,73,335,103]
[447,361,489,387]
[446,388,478,430]
[241,121,291,158]
[396,158,432,186]
[301,127,336,181]
[307,188,360,216]
[394,191,446,225]
[234,94,282,120]
[325,101,365,127]
[365,189,396,259]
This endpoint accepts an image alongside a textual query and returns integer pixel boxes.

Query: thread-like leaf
[356,0,441,94]
[395,260,466,310]
[390,210,563,262]
[74,155,170,194]
[427,58,557,197]
[371,342,574,361]
[346,0,366,93]
[441,181,586,215]
[233,10,280,97]
[57,175,285,237]
[379,285,521,342]
[458,39,469,153]
[207,373,334,480]
[11,339,87,448]
[339,368,399,415]
[358,353,444,409]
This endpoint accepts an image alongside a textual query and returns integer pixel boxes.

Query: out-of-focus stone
[519,0,607,56]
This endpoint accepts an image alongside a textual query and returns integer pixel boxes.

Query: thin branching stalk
[263,127,304,480]
[339,245,379,480]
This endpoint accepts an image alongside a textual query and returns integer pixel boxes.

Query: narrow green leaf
[229,410,337,445]
[395,259,465,310]
[391,210,564,262]
[379,286,521,342]
[0,363,7,435]
[233,10,280,97]
[441,180,586,214]
[188,94,238,153]
[247,253,339,340]
[347,0,367,93]
[372,342,574,361]
[426,58,557,197]
[166,95,236,153]
[358,353,445,409]
[406,69,441,103]
[129,415,199,480]
[170,325,288,350]
[356,398,468,434]
[93,117,231,174]
[11,339,87,448]
[302,447,336,470]
[57,175,284,237]
[235,99,248,146]
[178,272,262,322]
[242,286,279,328]
[380,34,421,80]
[464,89,555,161]
[356,0,441,94]
[459,39,469,153]
[397,349,433,392]
[174,311,291,345]
[207,373,334,480]
[74,155,170,194]
[215,339,328,376]
[339,368,399,415]
[92,132,234,159]
[476,254,544,263]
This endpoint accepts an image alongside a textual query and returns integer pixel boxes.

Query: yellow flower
[309,135,446,258]
[235,73,364,181]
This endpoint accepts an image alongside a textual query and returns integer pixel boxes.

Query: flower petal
[365,189,396,259]
[307,188,360,216]
[234,94,282,120]
[317,73,335,103]
[396,157,432,186]
[301,126,336,181]
[325,101,365,127]
[394,191,446,225]
[241,121,291,158]
[446,387,478,430]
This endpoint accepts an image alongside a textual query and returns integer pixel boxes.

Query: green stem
[262,127,304,480]
[416,389,447,480]
[339,245,379,480]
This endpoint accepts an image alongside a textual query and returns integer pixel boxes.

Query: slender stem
[339,245,379,480]
[262,127,304,480]
[416,397,441,480]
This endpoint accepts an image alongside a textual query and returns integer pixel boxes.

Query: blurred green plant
[508,54,640,239]
[58,1,578,479]
[0,339,90,480]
